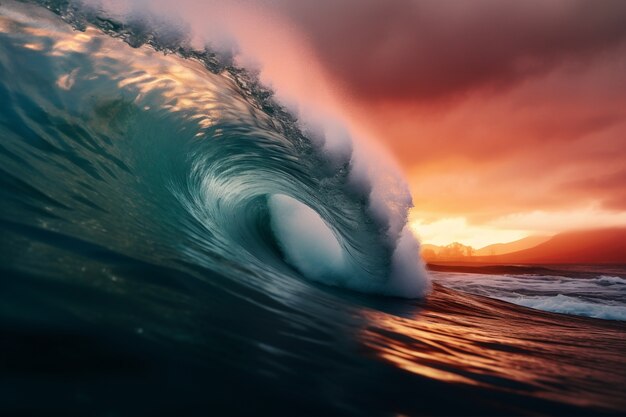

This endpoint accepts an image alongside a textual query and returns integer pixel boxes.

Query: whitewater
[431,271,626,321]
[1,1,625,416]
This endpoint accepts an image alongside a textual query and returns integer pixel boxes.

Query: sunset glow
[409,216,531,248]
[137,0,626,249]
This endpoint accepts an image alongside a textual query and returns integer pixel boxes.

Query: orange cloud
[274,0,626,102]
[85,0,626,244]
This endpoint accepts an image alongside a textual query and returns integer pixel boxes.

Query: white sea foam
[268,194,430,298]
[499,294,626,321]
[597,275,626,285]
[431,271,626,321]
[297,115,430,297]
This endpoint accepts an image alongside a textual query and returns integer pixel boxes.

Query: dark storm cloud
[274,0,626,101]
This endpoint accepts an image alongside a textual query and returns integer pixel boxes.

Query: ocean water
[430,266,626,321]
[1,2,625,415]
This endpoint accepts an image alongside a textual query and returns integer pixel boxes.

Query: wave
[430,270,626,320]
[597,275,626,285]
[499,294,626,321]
[0,0,429,298]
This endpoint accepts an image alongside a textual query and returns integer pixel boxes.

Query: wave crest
[1,0,429,297]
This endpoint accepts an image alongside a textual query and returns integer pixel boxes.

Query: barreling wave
[0,0,429,297]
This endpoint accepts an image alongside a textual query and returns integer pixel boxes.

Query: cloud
[488,206,626,232]
[361,47,626,223]
[275,0,626,102]
[78,0,626,237]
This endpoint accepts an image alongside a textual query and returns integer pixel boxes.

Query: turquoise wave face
[0,2,429,299]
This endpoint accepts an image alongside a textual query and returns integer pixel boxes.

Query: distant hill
[475,228,626,264]
[474,235,552,256]
[420,235,551,262]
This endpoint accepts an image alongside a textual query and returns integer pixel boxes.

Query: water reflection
[3,7,228,135]
[362,284,626,409]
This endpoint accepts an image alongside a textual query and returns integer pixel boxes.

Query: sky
[93,0,626,248]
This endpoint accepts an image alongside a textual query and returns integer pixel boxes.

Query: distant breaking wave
[431,272,626,321]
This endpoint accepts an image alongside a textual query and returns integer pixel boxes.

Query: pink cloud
[273,0,626,102]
